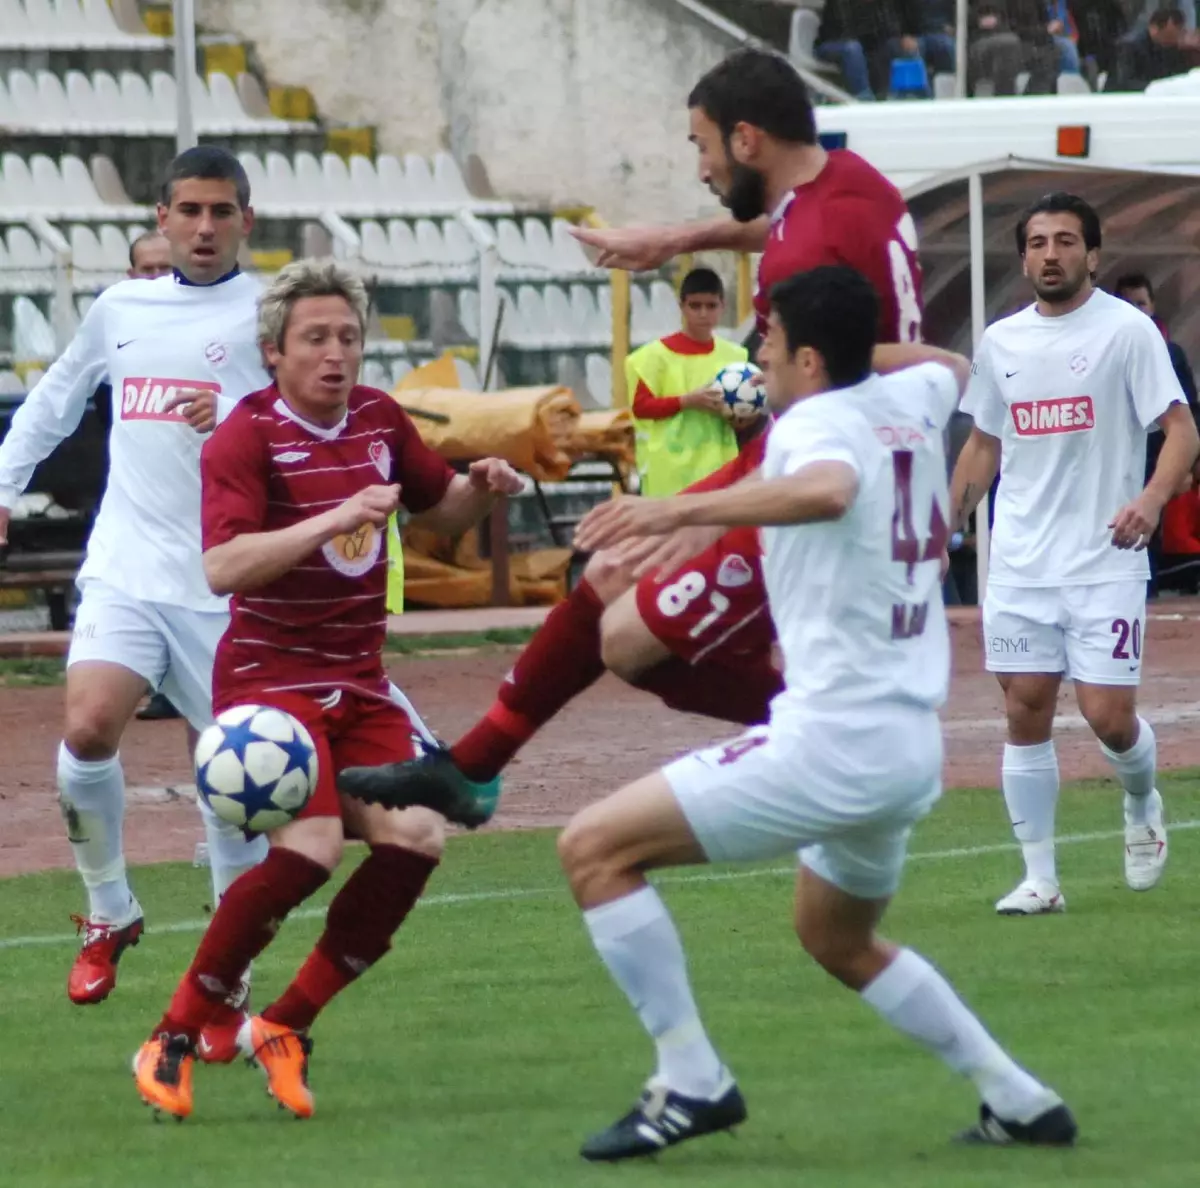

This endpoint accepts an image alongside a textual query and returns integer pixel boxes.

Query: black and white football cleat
[956,1101,1078,1147]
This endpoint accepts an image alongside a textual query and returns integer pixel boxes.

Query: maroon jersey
[753,149,923,345]
[201,384,454,706]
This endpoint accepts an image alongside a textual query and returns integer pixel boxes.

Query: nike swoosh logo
[1005,370,1019,378]
[117,339,136,349]
[84,977,106,992]
[197,1037,214,1054]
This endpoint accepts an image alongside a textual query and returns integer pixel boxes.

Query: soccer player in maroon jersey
[131,259,522,1121]
[339,48,924,826]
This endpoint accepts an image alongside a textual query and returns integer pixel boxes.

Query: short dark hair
[1115,271,1154,299]
[769,266,877,388]
[687,48,816,146]
[679,267,725,302]
[127,230,165,270]
[1015,192,1102,254]
[1150,7,1185,28]
[160,145,251,208]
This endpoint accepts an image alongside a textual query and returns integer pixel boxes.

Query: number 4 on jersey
[891,450,949,584]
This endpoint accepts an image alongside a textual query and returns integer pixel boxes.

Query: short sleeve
[911,361,960,429]
[1124,316,1186,430]
[961,335,1006,437]
[386,402,455,513]
[200,409,269,549]
[767,403,865,482]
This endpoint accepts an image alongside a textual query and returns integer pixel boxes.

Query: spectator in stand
[127,233,172,280]
[969,1,1059,94]
[1045,1,1084,75]
[1113,271,1200,595]
[1073,0,1133,87]
[1110,7,1199,91]
[893,1,958,89]
[1131,0,1195,32]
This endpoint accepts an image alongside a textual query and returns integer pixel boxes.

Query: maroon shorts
[635,526,774,665]
[245,690,415,821]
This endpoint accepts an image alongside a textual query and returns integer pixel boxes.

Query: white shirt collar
[273,396,349,441]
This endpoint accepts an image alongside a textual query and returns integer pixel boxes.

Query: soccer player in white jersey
[950,192,1200,916]
[0,147,269,1023]
[565,266,1076,1162]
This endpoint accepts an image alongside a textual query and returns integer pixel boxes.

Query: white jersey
[0,271,267,611]
[962,289,1183,587]
[762,362,957,720]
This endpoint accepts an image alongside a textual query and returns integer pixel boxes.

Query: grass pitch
[2,773,1199,1187]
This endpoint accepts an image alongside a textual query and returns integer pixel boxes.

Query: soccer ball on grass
[194,705,319,833]
[711,363,767,427]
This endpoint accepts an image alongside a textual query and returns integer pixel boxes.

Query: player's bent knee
[363,805,446,859]
[599,599,666,683]
[273,817,344,872]
[61,714,122,763]
[557,807,619,890]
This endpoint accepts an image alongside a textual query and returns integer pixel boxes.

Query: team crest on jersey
[368,440,392,480]
[322,522,382,578]
[120,377,220,422]
[204,341,229,366]
[1068,352,1089,377]
[716,554,754,589]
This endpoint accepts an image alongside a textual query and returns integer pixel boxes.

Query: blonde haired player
[951,192,1199,915]
[561,266,1076,1160]
[0,148,268,1034]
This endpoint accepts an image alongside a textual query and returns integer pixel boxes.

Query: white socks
[1100,716,1159,826]
[197,799,268,903]
[584,886,725,1099]
[1001,741,1060,885]
[57,742,138,923]
[862,948,1057,1124]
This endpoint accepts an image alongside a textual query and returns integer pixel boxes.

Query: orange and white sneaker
[238,1016,315,1118]
[132,1034,195,1120]
[197,973,251,1065]
[67,907,144,1005]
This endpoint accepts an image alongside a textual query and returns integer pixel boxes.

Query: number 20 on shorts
[656,571,730,639]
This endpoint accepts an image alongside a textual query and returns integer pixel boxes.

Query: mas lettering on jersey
[1011,396,1095,437]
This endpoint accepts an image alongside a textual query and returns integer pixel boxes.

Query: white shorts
[663,708,943,900]
[982,580,1147,686]
[67,580,228,730]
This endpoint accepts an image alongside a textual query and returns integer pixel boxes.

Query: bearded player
[339,48,924,822]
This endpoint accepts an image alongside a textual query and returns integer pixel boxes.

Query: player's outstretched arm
[204,484,401,595]
[0,302,108,541]
[570,217,769,272]
[576,463,856,552]
[872,343,971,395]
[948,428,1000,535]
[409,457,524,537]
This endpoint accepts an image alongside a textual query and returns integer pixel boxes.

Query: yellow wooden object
[326,126,374,159]
[736,253,754,324]
[142,7,173,36]
[582,212,629,410]
[268,85,319,122]
[378,315,417,341]
[250,248,294,272]
[202,43,247,78]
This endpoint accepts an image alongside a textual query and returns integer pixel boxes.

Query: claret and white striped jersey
[0,270,266,610]
[200,384,454,706]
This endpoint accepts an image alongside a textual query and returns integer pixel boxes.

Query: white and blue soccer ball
[194,705,319,833]
[712,362,767,427]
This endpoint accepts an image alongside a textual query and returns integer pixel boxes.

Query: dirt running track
[3,605,1200,879]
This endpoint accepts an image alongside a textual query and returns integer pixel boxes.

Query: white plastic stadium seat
[60,154,104,209]
[90,70,124,124]
[361,359,390,389]
[391,360,413,387]
[7,227,52,270]
[207,70,250,130]
[0,75,14,126]
[414,219,450,269]
[81,0,124,40]
[522,219,556,272]
[37,69,75,129]
[0,0,33,45]
[90,153,133,206]
[441,219,477,267]
[349,155,383,207]
[99,224,130,271]
[452,357,480,390]
[23,366,46,388]
[52,0,89,42]
[648,280,680,339]
[265,152,298,211]
[387,219,420,270]
[403,154,437,204]
[119,70,154,131]
[1057,72,1092,94]
[69,224,105,271]
[237,152,269,206]
[585,354,613,409]
[432,152,471,201]
[23,0,59,40]
[551,219,596,273]
[14,296,57,360]
[495,219,530,270]
[30,154,66,209]
[75,293,96,319]
[7,70,39,126]
[322,152,355,206]
[458,289,481,340]
[788,7,821,62]
[291,151,326,204]
[542,285,574,347]
[0,370,25,396]
[568,284,600,343]
[933,72,957,99]
[359,220,393,268]
[376,154,412,205]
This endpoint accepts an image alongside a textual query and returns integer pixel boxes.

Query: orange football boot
[238,1016,315,1118]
